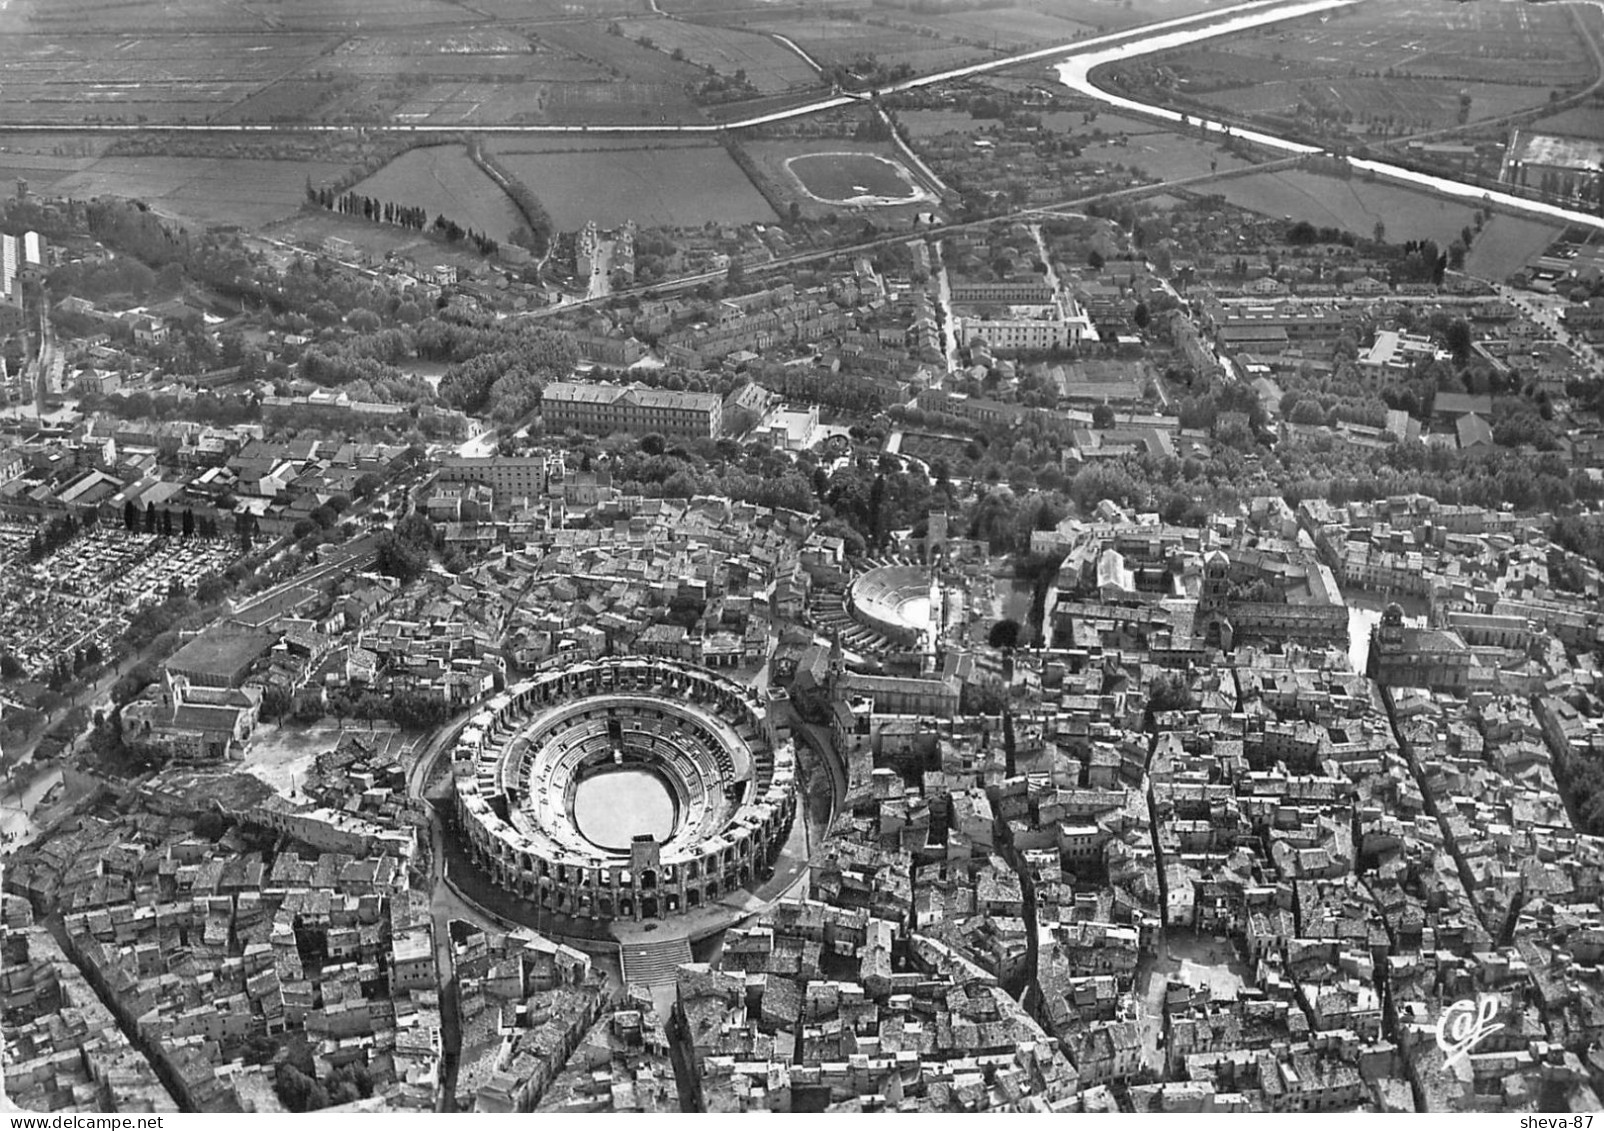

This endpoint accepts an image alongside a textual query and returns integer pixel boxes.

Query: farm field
[614,20,820,93]
[327,30,542,79]
[772,0,1231,45]
[656,0,832,14]
[532,24,712,86]
[1191,77,1557,135]
[884,7,1098,50]
[1074,128,1256,182]
[1040,0,1238,31]
[899,110,990,137]
[1463,216,1564,284]
[212,79,346,125]
[4,0,466,33]
[0,0,718,126]
[472,0,651,15]
[46,155,350,229]
[0,31,329,124]
[352,145,522,242]
[899,105,1106,138]
[1221,0,1592,86]
[726,17,995,73]
[539,83,706,127]
[0,133,110,157]
[0,161,84,192]
[493,143,777,229]
[219,26,701,126]
[1205,169,1484,247]
[1530,105,1604,141]
[0,139,104,193]
[332,29,538,74]
[525,24,710,124]
[1134,0,1595,139]
[787,152,925,204]
[196,0,477,30]
[388,83,562,127]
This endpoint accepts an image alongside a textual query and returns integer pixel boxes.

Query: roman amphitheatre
[452,656,796,924]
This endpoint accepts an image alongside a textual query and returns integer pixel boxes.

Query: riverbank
[1054,0,1604,235]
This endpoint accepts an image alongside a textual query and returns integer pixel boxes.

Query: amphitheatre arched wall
[452,657,795,922]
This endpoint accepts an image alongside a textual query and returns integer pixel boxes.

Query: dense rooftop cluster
[3,781,437,1113]
[5,47,1604,1115]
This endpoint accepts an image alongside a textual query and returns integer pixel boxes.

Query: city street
[1498,284,1604,378]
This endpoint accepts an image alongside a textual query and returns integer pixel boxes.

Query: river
[1053,0,1604,235]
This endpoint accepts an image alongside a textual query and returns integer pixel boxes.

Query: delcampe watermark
[1436,996,1503,1068]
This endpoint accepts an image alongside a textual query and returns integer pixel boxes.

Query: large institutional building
[0,231,44,333]
[957,299,1091,354]
[437,455,551,506]
[541,381,723,440]
[1,231,44,304]
[948,271,1095,356]
[1366,603,1474,694]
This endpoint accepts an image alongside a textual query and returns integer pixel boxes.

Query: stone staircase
[620,935,693,988]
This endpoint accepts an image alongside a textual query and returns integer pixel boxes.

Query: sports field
[786,152,924,204]
[495,142,777,228]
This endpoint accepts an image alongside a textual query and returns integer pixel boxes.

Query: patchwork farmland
[1113,0,1596,138]
[614,20,822,93]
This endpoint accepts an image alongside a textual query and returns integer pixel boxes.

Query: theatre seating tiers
[452,656,796,922]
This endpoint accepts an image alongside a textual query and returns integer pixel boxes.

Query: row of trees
[307,185,430,231]
[430,214,499,257]
[306,185,500,256]
[470,140,553,258]
[120,500,220,540]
